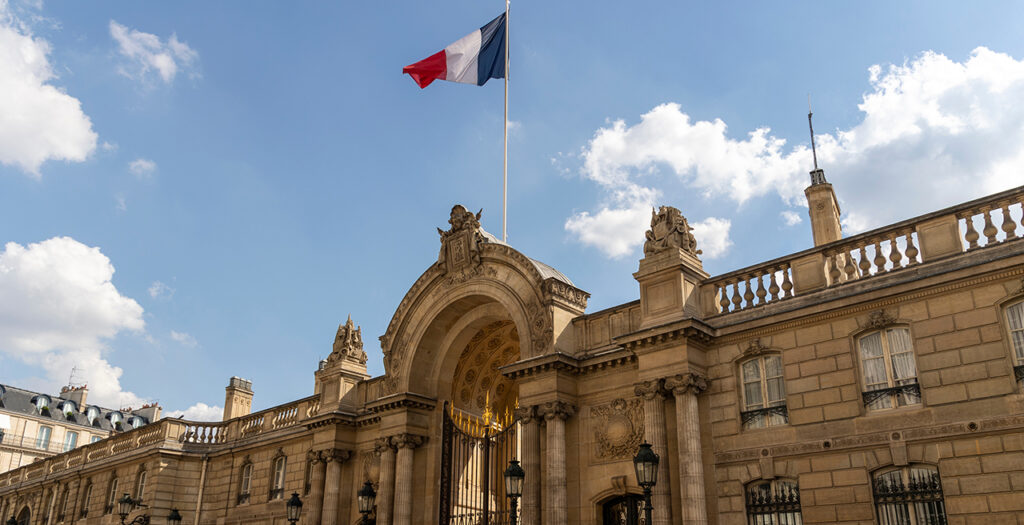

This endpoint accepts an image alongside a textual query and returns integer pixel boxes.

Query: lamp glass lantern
[285,493,303,523]
[633,442,659,488]
[7,517,17,525]
[167,509,182,525]
[357,481,377,514]
[503,459,525,498]
[117,493,135,519]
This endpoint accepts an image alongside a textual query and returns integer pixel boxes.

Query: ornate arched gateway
[374,205,589,525]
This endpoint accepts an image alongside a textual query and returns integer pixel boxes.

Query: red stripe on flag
[403,50,447,88]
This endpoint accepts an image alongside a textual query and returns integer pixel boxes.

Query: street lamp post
[633,442,659,525]
[6,516,16,525]
[285,493,303,524]
[357,481,377,525]
[117,493,150,525]
[503,459,525,525]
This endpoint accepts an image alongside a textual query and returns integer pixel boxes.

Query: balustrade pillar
[635,380,672,525]
[375,438,396,525]
[320,449,351,525]
[665,373,709,525]
[392,433,425,525]
[537,401,574,525]
[515,406,541,525]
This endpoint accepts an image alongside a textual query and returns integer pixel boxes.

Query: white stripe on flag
[444,29,481,85]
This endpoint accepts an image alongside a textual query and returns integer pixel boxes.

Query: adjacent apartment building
[0,384,160,474]
[1,171,1023,525]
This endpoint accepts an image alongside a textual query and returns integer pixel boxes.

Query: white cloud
[568,47,1024,256]
[148,280,174,300]
[166,402,222,422]
[169,330,197,348]
[781,210,803,226]
[690,217,733,259]
[129,158,156,178]
[0,237,146,407]
[110,20,198,84]
[115,194,126,212]
[0,2,97,175]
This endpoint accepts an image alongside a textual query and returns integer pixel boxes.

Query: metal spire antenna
[807,94,819,171]
[502,0,510,242]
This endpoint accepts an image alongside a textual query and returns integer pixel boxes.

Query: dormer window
[107,411,124,430]
[0,384,6,407]
[128,416,145,429]
[33,395,52,415]
[86,406,101,426]
[60,400,77,420]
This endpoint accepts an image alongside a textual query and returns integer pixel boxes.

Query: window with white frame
[36,426,52,450]
[745,479,802,525]
[238,462,253,505]
[740,355,788,429]
[269,456,286,500]
[63,431,78,452]
[135,469,147,503]
[859,327,920,410]
[872,465,947,525]
[1006,300,1024,390]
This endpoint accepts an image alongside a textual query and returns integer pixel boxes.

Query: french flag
[403,13,507,89]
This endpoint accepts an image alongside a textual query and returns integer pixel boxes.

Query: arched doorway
[16,506,30,525]
[602,495,646,525]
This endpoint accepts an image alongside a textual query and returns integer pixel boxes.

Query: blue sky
[2,1,1024,419]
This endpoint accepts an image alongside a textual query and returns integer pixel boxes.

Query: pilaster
[634,379,672,525]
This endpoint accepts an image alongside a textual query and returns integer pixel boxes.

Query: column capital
[374,437,393,455]
[634,379,669,400]
[323,448,352,463]
[513,405,538,424]
[665,372,708,396]
[537,400,575,421]
[308,450,327,464]
[392,433,427,450]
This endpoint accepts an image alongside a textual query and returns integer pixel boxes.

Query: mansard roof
[0,383,148,432]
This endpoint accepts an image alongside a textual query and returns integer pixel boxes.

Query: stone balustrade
[703,185,1024,316]
[0,394,321,490]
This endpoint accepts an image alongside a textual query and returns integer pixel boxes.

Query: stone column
[515,406,541,525]
[665,373,709,525]
[635,379,672,525]
[538,401,574,525]
[392,434,425,525]
[375,438,396,525]
[321,449,351,525]
[305,451,327,525]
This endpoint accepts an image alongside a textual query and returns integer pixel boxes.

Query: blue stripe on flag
[476,13,506,86]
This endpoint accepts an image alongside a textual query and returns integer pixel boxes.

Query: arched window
[58,486,70,521]
[269,455,287,500]
[80,481,93,519]
[601,495,644,525]
[739,354,788,429]
[85,406,100,427]
[1005,299,1024,390]
[858,327,920,410]
[745,479,801,524]
[238,461,253,505]
[135,467,148,503]
[105,475,119,514]
[872,465,946,525]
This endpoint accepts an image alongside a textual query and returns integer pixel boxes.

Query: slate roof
[0,384,148,432]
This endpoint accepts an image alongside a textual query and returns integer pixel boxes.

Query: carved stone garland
[590,398,645,461]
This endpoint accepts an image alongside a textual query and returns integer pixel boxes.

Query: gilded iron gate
[439,401,520,525]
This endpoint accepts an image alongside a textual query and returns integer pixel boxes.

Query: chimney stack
[59,385,88,412]
[223,377,254,421]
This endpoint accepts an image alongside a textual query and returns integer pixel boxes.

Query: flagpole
[502,0,509,243]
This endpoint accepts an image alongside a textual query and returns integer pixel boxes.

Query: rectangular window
[80,484,93,518]
[269,457,286,500]
[135,471,147,503]
[63,431,79,452]
[36,426,53,450]
[860,328,921,410]
[105,478,118,514]
[1007,301,1024,390]
[91,435,102,444]
[873,466,947,525]
[740,355,788,429]
[746,480,802,524]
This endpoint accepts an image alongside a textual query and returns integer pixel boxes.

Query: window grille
[859,328,920,409]
[873,466,947,525]
[740,355,788,429]
[746,480,802,525]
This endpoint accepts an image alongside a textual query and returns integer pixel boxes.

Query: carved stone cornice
[615,318,715,351]
[665,372,709,396]
[391,433,427,450]
[537,401,576,422]
[543,278,590,311]
[305,413,358,430]
[365,392,437,415]
[633,379,668,400]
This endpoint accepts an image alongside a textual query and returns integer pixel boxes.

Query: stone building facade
[2,175,1024,525]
